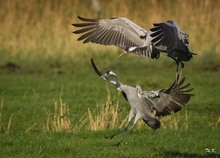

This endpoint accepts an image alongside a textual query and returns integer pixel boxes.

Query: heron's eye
[109,71,116,76]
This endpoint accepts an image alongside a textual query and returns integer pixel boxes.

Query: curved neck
[110,76,121,88]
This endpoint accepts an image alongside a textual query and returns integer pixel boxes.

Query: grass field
[1,0,220,157]
[0,53,220,157]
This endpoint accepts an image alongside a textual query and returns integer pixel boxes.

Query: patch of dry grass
[87,90,127,131]
[44,98,72,132]
[208,116,220,129]
[160,108,190,130]
[0,0,219,61]
[0,99,13,135]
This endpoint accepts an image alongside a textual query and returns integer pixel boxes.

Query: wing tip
[77,15,97,22]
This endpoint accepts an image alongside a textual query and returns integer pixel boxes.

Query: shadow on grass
[160,150,219,158]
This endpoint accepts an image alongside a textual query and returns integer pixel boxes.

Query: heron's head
[90,58,120,87]
[166,20,179,27]
[101,70,117,80]
[101,70,120,86]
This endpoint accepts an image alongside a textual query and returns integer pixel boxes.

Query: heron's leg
[175,61,180,84]
[113,113,140,147]
[170,57,180,84]
[178,62,184,83]
[105,122,130,139]
[113,122,137,147]
[106,110,135,139]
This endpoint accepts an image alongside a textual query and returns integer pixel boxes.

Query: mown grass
[1,0,220,157]
[0,129,219,158]
[0,52,220,157]
[1,0,220,58]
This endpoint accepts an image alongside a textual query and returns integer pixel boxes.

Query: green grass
[1,1,220,157]
[0,129,219,158]
[0,51,220,157]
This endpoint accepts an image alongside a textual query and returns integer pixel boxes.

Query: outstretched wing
[142,77,193,116]
[73,16,155,58]
[150,20,189,51]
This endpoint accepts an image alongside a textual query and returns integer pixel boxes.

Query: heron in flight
[91,58,193,147]
[73,16,195,83]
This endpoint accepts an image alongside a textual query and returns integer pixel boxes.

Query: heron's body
[118,84,160,130]
[91,58,193,146]
[73,16,194,61]
[73,16,195,82]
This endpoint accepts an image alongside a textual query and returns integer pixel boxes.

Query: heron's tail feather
[151,46,160,59]
[143,118,161,130]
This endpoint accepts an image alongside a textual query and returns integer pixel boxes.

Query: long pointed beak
[100,74,107,80]
[119,51,128,57]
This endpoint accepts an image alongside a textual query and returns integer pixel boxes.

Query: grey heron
[73,16,196,83]
[91,58,193,147]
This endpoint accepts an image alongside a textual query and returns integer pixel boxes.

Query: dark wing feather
[72,23,96,27]
[150,20,188,51]
[73,26,96,34]
[150,21,195,62]
[77,16,97,22]
[147,77,193,117]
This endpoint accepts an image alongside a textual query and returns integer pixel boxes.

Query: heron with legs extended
[91,58,193,147]
[73,16,196,83]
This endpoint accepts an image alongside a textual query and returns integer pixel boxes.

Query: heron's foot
[105,135,114,139]
[111,142,121,147]
[175,76,180,87]
[174,83,181,92]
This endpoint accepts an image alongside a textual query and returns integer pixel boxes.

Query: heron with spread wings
[91,58,193,147]
[73,16,195,83]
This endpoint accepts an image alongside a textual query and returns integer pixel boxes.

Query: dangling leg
[113,123,137,147]
[113,113,141,147]
[176,63,179,84]
[105,110,135,139]
[170,57,180,85]
[178,62,184,83]
[105,121,130,139]
[175,61,180,84]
